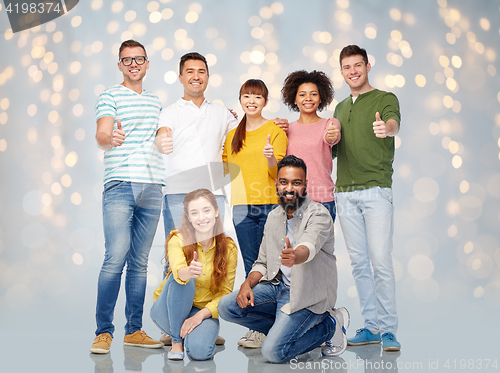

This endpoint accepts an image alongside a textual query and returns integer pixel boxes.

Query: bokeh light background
[0,0,499,372]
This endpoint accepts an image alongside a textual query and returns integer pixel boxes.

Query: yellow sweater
[223,119,288,205]
[153,233,238,319]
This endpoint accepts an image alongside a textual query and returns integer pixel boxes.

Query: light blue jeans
[96,181,163,337]
[218,281,335,363]
[150,275,219,360]
[162,194,226,238]
[335,186,398,334]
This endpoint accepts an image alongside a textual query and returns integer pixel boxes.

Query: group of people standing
[89,39,401,364]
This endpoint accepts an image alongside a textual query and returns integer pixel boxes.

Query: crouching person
[150,189,238,361]
[218,155,349,363]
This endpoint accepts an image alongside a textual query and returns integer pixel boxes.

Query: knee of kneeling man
[261,341,285,364]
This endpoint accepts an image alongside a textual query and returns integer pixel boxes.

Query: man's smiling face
[179,59,209,100]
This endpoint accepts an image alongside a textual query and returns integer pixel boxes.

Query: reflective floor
[1,297,498,373]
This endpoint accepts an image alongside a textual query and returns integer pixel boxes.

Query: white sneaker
[238,330,254,346]
[322,307,349,356]
[242,331,266,348]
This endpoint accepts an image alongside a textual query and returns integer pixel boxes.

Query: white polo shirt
[158,98,238,194]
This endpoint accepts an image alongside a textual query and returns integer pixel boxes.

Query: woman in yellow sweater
[223,79,288,276]
[150,189,237,361]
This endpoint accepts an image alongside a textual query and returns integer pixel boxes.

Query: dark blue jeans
[218,281,335,363]
[232,204,277,277]
[320,200,336,224]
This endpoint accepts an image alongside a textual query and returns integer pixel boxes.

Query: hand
[180,313,203,338]
[229,109,238,120]
[325,118,339,144]
[373,112,388,138]
[280,236,295,268]
[274,117,289,133]
[111,120,125,147]
[160,128,173,154]
[188,251,203,278]
[236,282,254,309]
[263,134,274,158]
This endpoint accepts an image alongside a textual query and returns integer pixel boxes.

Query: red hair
[165,189,229,293]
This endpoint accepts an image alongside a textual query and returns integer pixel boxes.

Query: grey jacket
[251,195,337,315]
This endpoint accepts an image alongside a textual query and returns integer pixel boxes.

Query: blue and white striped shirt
[95,85,166,185]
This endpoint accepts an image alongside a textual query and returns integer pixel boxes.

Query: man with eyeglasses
[90,39,166,354]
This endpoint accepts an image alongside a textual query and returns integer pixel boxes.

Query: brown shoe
[160,334,172,346]
[90,333,112,354]
[123,330,163,349]
[215,335,225,345]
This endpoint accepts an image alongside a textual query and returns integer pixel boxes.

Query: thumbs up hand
[188,251,203,278]
[373,112,388,138]
[111,119,126,147]
[280,236,295,268]
[263,134,274,158]
[325,118,340,144]
[160,127,174,154]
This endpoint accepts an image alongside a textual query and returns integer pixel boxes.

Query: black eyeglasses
[119,56,148,66]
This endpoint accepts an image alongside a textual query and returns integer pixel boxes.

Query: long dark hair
[231,79,269,154]
[165,189,228,293]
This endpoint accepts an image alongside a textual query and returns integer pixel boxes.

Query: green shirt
[333,89,400,191]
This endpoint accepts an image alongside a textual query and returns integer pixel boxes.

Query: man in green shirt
[333,45,401,351]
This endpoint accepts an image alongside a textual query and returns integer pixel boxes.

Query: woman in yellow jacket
[150,189,237,361]
[223,79,287,277]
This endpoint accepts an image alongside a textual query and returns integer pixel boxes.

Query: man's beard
[278,190,307,214]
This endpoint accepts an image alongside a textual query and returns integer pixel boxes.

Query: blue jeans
[335,187,398,334]
[96,181,163,337]
[162,194,226,238]
[233,204,277,277]
[320,200,336,223]
[150,275,219,360]
[218,281,334,363]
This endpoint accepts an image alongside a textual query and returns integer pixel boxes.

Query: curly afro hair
[281,70,334,112]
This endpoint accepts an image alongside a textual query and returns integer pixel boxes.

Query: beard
[278,189,307,215]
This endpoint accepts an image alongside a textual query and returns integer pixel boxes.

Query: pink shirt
[286,117,341,202]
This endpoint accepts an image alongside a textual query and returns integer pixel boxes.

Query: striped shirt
[95,84,166,185]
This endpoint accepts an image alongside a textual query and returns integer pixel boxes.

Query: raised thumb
[375,112,381,122]
[285,236,291,249]
[193,251,198,262]
[266,134,271,145]
[117,119,122,130]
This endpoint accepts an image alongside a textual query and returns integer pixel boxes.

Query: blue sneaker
[381,332,401,351]
[322,307,350,357]
[347,328,381,346]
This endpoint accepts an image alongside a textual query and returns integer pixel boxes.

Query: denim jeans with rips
[218,281,335,363]
[95,180,162,337]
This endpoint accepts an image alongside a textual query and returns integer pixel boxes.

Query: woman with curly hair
[150,189,238,361]
[281,70,341,222]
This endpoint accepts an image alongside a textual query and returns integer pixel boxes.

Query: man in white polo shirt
[155,52,238,237]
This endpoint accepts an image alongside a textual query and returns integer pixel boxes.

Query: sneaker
[123,330,164,349]
[242,331,266,348]
[347,328,381,346]
[238,330,254,346]
[381,332,401,351]
[160,334,172,346]
[322,307,349,356]
[90,333,112,354]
